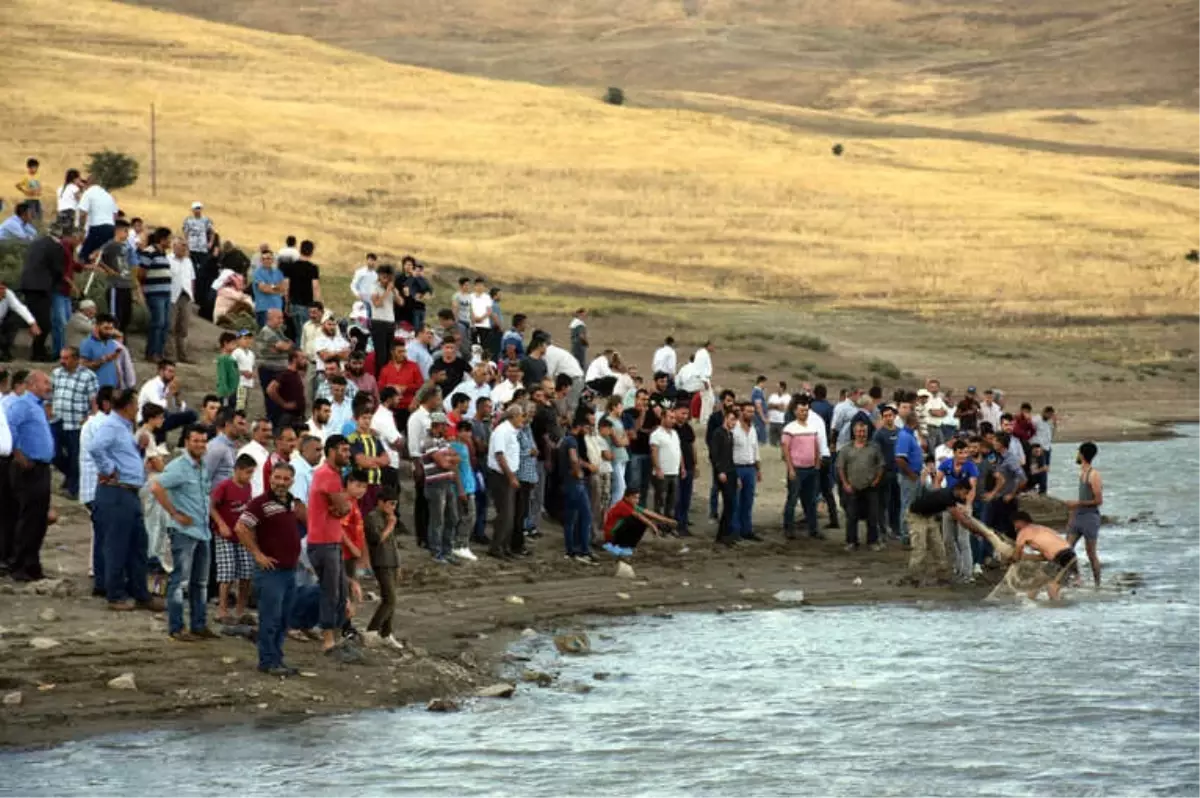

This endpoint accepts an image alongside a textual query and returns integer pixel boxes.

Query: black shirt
[909,487,959,517]
[283,260,319,306]
[406,276,432,311]
[520,356,548,389]
[677,421,697,473]
[429,356,471,391]
[623,407,659,456]
[532,403,560,460]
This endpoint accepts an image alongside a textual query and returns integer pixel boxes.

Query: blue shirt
[810,398,834,437]
[500,329,525,360]
[157,453,212,541]
[450,440,475,494]
[938,458,979,489]
[252,265,286,312]
[872,425,900,473]
[88,412,146,487]
[6,393,54,463]
[0,215,36,241]
[80,335,119,388]
[894,427,923,476]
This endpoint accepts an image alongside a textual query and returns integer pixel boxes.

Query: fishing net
[986,562,1053,601]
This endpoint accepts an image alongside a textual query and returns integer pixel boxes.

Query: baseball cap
[966,386,977,393]
[430,412,448,425]
[237,328,252,337]
[191,201,203,210]
[79,299,96,311]
[916,389,932,399]
[321,310,336,323]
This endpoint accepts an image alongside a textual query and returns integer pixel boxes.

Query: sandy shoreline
[0,483,1072,751]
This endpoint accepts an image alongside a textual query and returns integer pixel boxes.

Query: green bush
[781,333,829,352]
[0,240,27,286]
[86,149,139,191]
[603,87,625,106]
[728,362,754,374]
[867,358,903,380]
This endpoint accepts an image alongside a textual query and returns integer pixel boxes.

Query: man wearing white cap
[66,299,97,349]
[182,202,215,319]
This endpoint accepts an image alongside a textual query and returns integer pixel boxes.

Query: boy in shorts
[210,454,257,624]
[1012,511,1077,600]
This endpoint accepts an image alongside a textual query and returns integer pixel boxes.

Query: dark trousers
[308,542,345,631]
[21,290,52,360]
[95,484,151,603]
[783,467,820,537]
[513,482,532,554]
[989,496,1019,536]
[254,566,296,669]
[819,457,839,525]
[675,469,694,534]
[487,470,516,556]
[108,286,133,333]
[610,517,649,550]
[370,320,395,378]
[709,466,721,517]
[0,313,23,359]
[651,474,678,518]
[877,474,899,536]
[562,481,593,556]
[258,366,283,425]
[367,567,397,638]
[845,486,879,546]
[715,472,737,541]
[413,477,429,548]
[154,409,199,445]
[194,254,216,321]
[51,421,81,497]
[0,456,13,568]
[79,224,114,261]
[9,461,51,578]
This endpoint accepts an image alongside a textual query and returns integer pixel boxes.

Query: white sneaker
[454,547,478,562]
[972,563,983,577]
[362,630,383,649]
[384,635,405,651]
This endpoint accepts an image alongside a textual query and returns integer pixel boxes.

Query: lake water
[5,428,1198,796]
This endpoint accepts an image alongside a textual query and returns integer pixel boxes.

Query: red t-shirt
[379,360,424,407]
[237,493,301,569]
[59,241,80,296]
[211,478,253,539]
[341,501,365,562]
[307,463,346,545]
[262,452,287,489]
[603,500,637,542]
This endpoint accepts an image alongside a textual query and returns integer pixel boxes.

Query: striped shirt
[51,365,98,430]
[138,247,172,296]
[516,423,538,483]
[421,436,457,484]
[348,430,383,485]
[79,411,108,504]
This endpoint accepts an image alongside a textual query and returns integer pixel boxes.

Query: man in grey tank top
[1065,441,1103,587]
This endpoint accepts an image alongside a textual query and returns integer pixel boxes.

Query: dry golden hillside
[127,0,1199,114]
[0,0,1195,324]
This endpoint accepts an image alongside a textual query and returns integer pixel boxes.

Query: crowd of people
[0,157,1107,675]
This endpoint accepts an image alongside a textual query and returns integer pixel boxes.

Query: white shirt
[238,440,271,497]
[585,354,613,382]
[649,426,682,476]
[693,348,713,384]
[651,345,677,376]
[0,401,11,457]
[167,253,196,302]
[490,379,521,409]
[487,420,521,473]
[676,361,704,393]
[0,291,35,326]
[544,344,583,379]
[232,347,256,388]
[306,417,331,443]
[371,405,404,469]
[924,394,950,428]
[443,378,491,416]
[613,372,635,400]
[470,293,493,328]
[1031,417,1055,450]
[212,268,238,292]
[767,393,789,425]
[57,183,81,214]
[731,423,760,466]
[406,405,432,458]
[77,185,118,228]
[312,332,350,371]
[351,266,377,306]
[277,246,299,264]
[289,452,315,506]
[979,401,1002,431]
[327,396,354,436]
[370,284,395,323]
[137,376,170,422]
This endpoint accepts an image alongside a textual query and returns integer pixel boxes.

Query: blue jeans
[51,294,71,356]
[898,474,919,543]
[562,482,593,556]
[627,454,650,492]
[145,293,170,359]
[256,310,269,329]
[411,308,426,333]
[86,501,103,594]
[255,566,296,669]
[877,472,899,536]
[733,465,757,537]
[675,469,694,533]
[167,531,210,635]
[784,467,819,536]
[95,484,150,603]
[289,584,320,630]
[753,416,767,445]
[51,422,81,497]
[289,305,308,345]
[709,466,720,517]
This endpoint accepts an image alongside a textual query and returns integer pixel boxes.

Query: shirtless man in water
[1011,511,1077,600]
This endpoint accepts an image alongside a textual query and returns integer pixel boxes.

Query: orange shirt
[341,500,365,562]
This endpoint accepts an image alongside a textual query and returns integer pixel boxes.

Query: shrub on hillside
[86,149,139,191]
[603,87,625,106]
[867,358,903,380]
[0,240,27,286]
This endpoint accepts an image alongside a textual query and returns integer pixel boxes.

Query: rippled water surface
[6,429,1198,796]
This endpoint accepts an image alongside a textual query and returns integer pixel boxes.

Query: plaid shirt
[516,423,538,484]
[315,374,358,404]
[51,365,98,431]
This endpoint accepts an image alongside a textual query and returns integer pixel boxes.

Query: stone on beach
[615,562,636,580]
[505,595,526,605]
[29,637,61,650]
[521,670,555,687]
[107,673,137,691]
[475,683,516,699]
[426,698,460,712]
[37,608,59,622]
[553,633,591,655]
[772,589,805,603]
[2,691,22,706]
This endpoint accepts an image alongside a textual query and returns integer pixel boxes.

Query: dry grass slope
[0,0,1195,324]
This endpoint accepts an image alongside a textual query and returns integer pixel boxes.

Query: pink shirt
[780,416,829,468]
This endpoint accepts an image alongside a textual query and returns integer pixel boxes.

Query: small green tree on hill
[86,149,139,191]
[603,87,625,106]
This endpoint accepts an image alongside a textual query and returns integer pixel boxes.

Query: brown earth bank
[0,309,1189,750]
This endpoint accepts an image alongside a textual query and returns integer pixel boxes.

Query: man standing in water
[1064,441,1103,587]
[1009,511,1077,601]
